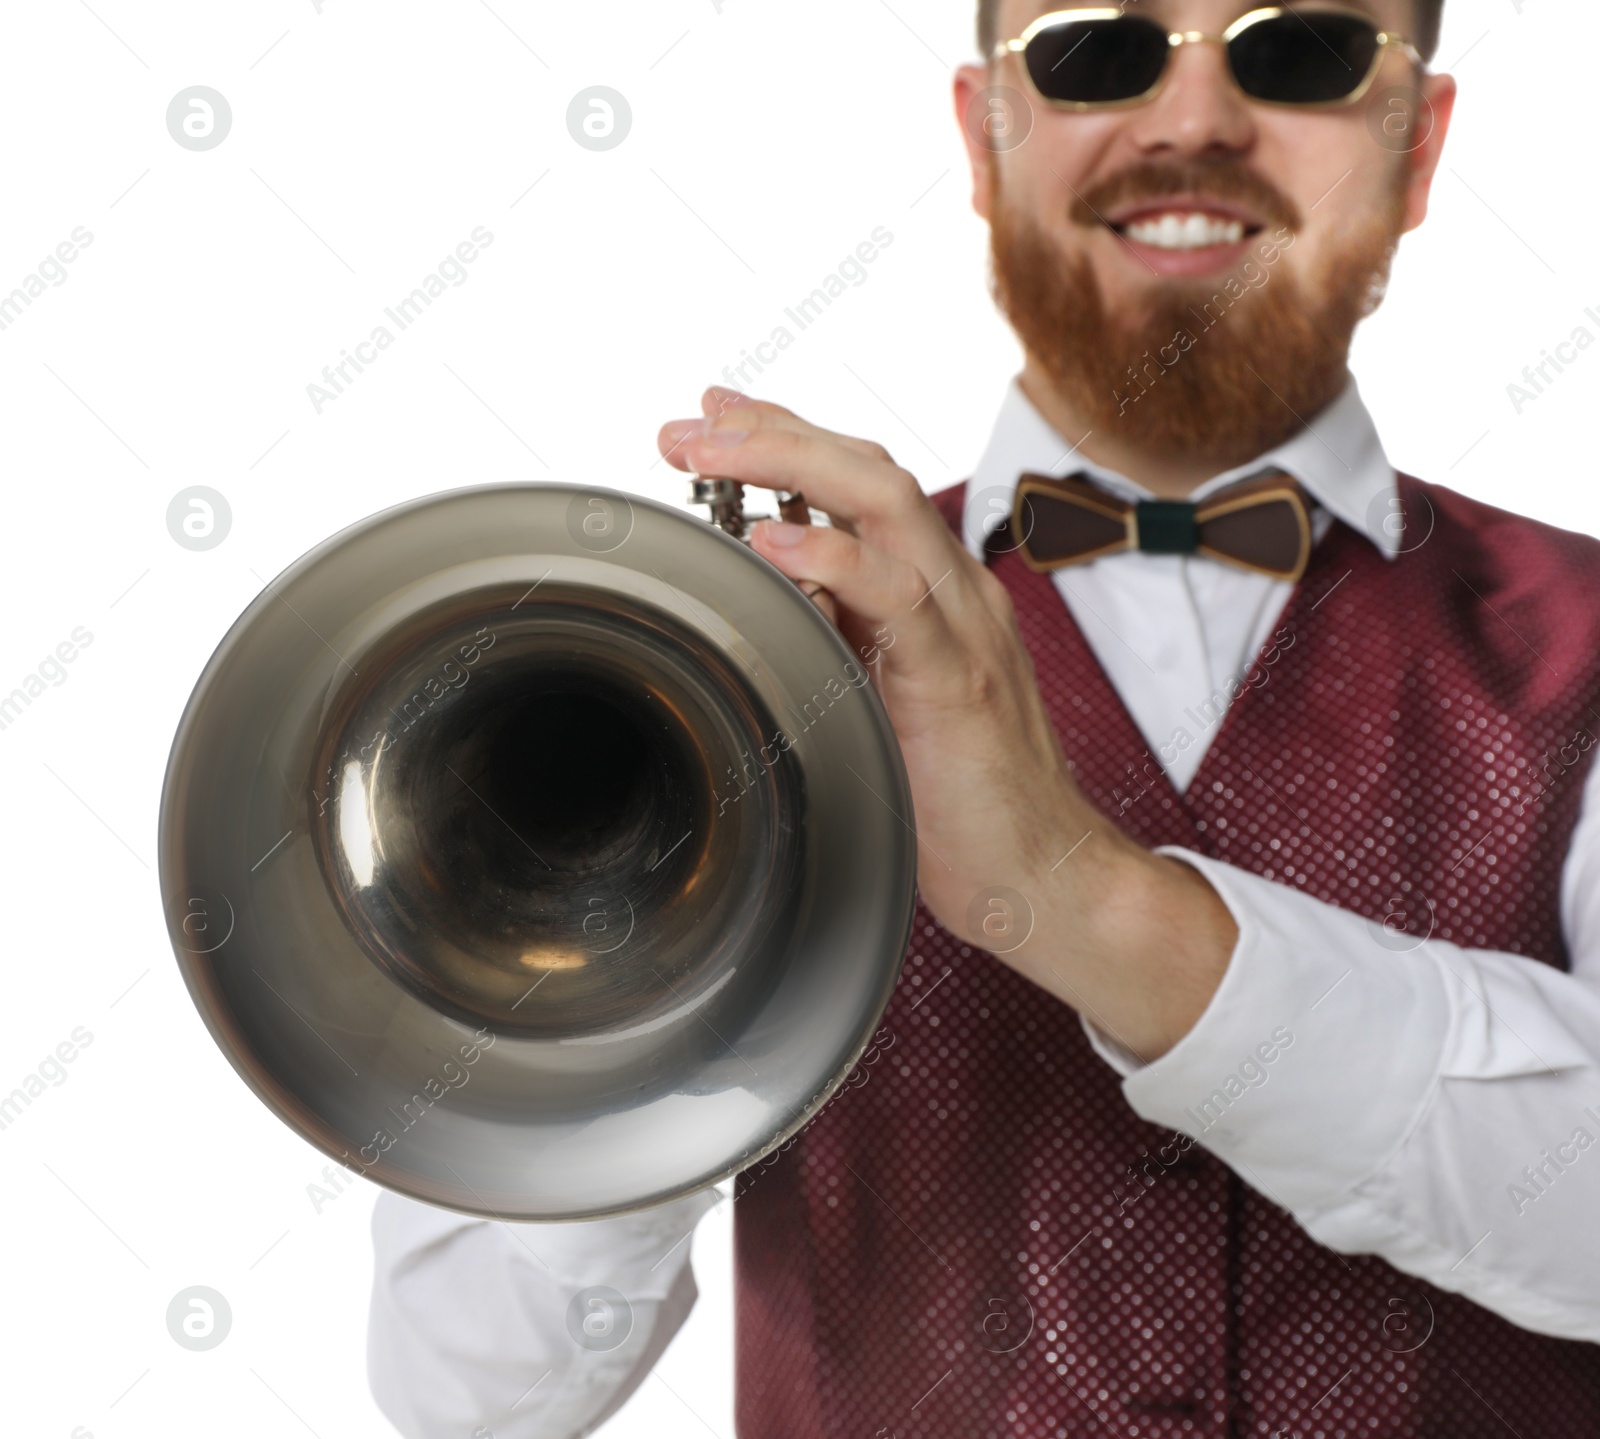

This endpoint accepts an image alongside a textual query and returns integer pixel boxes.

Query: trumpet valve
[690,477,745,538]
[690,479,813,542]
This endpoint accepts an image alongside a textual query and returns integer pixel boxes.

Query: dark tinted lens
[1024,16,1171,104]
[1228,11,1380,104]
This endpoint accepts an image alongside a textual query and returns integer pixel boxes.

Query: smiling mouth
[1109,207,1266,252]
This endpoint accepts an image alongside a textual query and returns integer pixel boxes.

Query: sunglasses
[991,5,1421,110]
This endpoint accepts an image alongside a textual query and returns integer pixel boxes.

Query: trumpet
[158,480,915,1219]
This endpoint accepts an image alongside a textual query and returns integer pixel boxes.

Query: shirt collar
[959,373,1401,564]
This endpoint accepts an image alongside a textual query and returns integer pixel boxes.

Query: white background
[1,0,1595,1436]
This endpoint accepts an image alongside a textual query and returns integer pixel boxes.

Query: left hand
[658,388,1237,1059]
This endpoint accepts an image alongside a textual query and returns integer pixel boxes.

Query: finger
[700,385,768,421]
[657,418,703,471]
[660,415,1014,637]
[658,388,901,477]
[798,579,839,627]
[697,386,890,462]
[696,419,1011,641]
[675,417,968,591]
[662,388,915,550]
[660,409,871,542]
[662,397,1015,636]
[657,417,861,547]
[747,519,964,695]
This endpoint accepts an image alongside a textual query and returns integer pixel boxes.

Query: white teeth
[1124,211,1246,250]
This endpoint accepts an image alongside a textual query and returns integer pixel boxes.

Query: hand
[657,388,1236,1060]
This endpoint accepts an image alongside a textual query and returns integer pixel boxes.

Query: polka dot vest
[733,476,1600,1438]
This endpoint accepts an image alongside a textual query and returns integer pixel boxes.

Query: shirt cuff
[369,1184,723,1439]
[1084,847,1454,1215]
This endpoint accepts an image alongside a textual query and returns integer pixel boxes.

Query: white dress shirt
[368,376,1600,1438]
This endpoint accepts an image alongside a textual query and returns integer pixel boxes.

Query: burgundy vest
[733,476,1600,1438]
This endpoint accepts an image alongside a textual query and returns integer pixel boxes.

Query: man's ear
[1398,70,1457,234]
[954,63,999,221]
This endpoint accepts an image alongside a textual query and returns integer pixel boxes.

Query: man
[369,1,1600,1434]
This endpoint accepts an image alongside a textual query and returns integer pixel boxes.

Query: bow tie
[1001,469,1313,583]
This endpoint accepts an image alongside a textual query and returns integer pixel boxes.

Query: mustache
[1070,160,1303,234]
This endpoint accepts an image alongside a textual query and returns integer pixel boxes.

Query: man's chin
[992,209,1396,467]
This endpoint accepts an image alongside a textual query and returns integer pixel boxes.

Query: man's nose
[1124,36,1257,157]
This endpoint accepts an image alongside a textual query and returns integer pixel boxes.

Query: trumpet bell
[159,483,915,1220]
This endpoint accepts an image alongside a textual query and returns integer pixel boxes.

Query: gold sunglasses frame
[990,5,1422,112]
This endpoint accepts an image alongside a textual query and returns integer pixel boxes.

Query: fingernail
[707,384,748,405]
[702,414,750,447]
[757,519,808,547]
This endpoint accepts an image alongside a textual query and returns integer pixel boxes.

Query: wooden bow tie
[1007,469,1313,583]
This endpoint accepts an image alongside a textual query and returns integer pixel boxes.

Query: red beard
[988,157,1406,468]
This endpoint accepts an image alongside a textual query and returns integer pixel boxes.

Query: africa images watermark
[1507,1106,1600,1217]
[0,1026,95,1133]
[0,626,96,735]
[1505,302,1600,414]
[306,1159,364,1215]
[1375,721,1600,952]
[712,624,895,817]
[716,225,896,396]
[1057,1031,1295,1288]
[1180,1026,1296,1135]
[342,1028,497,1177]
[305,225,496,414]
[0,226,95,334]
[733,1022,898,1203]
[312,624,497,818]
[1157,623,1296,774]
[1511,723,1596,820]
[1110,622,1298,817]
[1113,226,1297,416]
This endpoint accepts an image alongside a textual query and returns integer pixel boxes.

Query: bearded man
[369,3,1600,1435]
